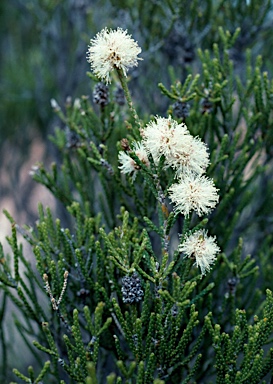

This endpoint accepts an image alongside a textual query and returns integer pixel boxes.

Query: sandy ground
[0,135,56,246]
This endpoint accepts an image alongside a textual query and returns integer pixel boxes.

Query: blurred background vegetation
[1,0,273,381]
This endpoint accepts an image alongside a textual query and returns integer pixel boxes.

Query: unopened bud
[120,138,130,151]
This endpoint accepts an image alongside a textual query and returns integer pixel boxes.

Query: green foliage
[2,3,273,383]
[205,290,273,384]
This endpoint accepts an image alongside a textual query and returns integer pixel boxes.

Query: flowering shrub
[2,24,273,384]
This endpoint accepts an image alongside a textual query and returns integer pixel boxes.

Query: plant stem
[116,68,142,133]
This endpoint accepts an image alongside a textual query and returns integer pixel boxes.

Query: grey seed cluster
[114,86,125,106]
[93,82,109,106]
[121,273,144,304]
[201,98,213,114]
[65,127,80,149]
[173,101,190,119]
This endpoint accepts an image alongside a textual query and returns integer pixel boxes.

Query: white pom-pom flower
[168,173,219,217]
[179,229,220,275]
[169,130,209,176]
[141,116,188,164]
[87,27,142,84]
[118,141,149,180]
[142,116,209,176]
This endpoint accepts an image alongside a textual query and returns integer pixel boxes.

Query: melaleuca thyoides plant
[2,26,273,383]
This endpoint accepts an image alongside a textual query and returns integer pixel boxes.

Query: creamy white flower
[118,142,149,180]
[179,229,220,275]
[168,173,219,217]
[142,116,209,175]
[169,131,209,176]
[142,116,188,163]
[87,27,142,84]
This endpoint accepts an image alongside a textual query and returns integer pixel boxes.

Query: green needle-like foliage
[2,7,273,383]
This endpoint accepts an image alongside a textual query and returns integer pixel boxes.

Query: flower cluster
[179,230,220,275]
[87,27,142,84]
[142,116,209,176]
[140,116,219,217]
[88,28,220,277]
[119,116,218,219]
[141,116,220,275]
